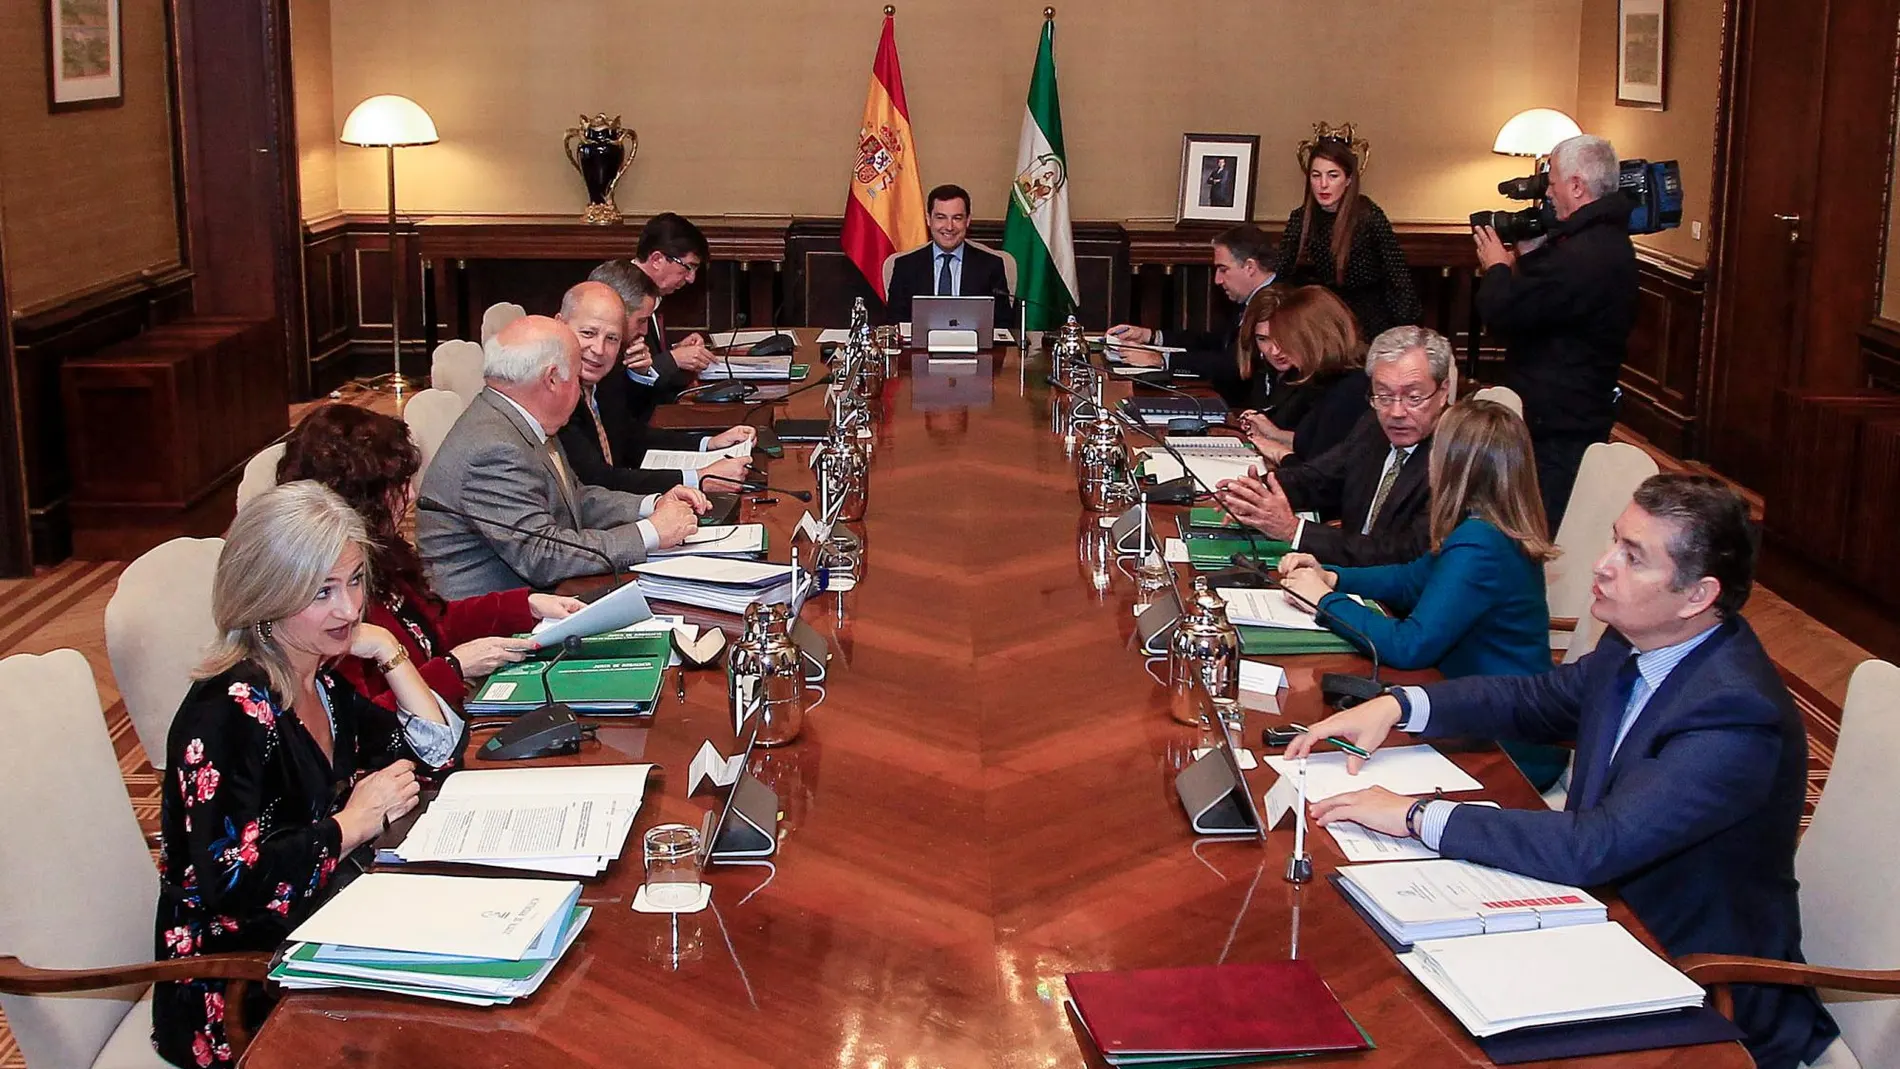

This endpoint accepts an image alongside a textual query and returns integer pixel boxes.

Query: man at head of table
[1288,473,1840,1069]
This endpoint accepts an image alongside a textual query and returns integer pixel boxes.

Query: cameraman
[1474,134,1638,533]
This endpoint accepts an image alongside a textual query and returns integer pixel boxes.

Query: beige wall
[1576,0,1721,264]
[319,0,1582,225]
[0,0,180,312]
[293,0,339,221]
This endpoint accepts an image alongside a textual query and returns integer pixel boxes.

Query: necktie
[584,384,614,465]
[937,251,954,296]
[544,440,572,493]
[1361,447,1409,535]
[1578,652,1644,810]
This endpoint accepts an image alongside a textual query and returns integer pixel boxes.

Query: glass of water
[642,823,704,910]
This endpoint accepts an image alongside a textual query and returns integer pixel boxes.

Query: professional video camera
[1470,159,1683,243]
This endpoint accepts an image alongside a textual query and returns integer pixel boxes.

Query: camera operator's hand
[1473,226,1518,272]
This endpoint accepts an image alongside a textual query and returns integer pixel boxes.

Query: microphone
[743,289,796,356]
[1126,375,1218,436]
[539,634,586,705]
[416,497,626,597]
[1272,563,1386,709]
[1052,379,1230,506]
[736,370,834,453]
[698,472,814,503]
[676,379,751,404]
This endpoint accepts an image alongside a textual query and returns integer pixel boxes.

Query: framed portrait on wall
[1616,0,1667,110]
[46,0,123,112]
[1178,134,1260,224]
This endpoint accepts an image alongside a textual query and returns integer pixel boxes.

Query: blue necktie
[1576,651,1643,810]
[937,252,954,296]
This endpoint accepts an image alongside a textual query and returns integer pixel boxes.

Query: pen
[1287,723,1370,759]
[675,666,687,704]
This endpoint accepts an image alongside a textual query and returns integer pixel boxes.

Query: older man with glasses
[1217,325,1452,567]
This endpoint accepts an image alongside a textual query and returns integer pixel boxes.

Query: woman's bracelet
[376,646,410,672]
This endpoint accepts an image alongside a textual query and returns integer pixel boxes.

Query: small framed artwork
[46,0,123,113]
[1178,133,1260,224]
[1616,0,1667,110]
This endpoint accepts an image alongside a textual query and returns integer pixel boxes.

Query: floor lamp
[340,94,438,401]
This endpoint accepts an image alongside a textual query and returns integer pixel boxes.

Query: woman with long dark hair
[1274,137,1422,341]
[277,404,584,711]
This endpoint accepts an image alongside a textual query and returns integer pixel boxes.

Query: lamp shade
[339,95,439,148]
[1492,108,1582,157]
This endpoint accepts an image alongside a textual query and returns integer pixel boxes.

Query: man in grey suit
[418,315,706,599]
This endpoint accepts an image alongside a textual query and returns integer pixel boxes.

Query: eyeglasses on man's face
[1366,383,1444,411]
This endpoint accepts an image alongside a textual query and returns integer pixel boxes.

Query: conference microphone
[1125,375,1219,436]
[736,370,834,453]
[1052,379,1227,506]
[676,379,751,404]
[697,472,814,503]
[415,497,626,598]
[1268,559,1386,710]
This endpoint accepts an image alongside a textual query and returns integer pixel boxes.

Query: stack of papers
[651,523,767,558]
[1335,858,1607,944]
[1218,588,1369,630]
[1139,449,1256,489]
[711,329,794,349]
[639,441,752,471]
[633,556,796,614]
[698,354,793,380]
[385,764,653,875]
[270,873,590,1005]
[1398,923,1706,1037]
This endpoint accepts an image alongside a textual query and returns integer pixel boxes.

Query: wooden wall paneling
[1862,319,1900,392]
[301,217,355,394]
[1851,416,1900,608]
[172,0,306,400]
[8,271,194,563]
[1764,390,1900,574]
[1618,255,1710,458]
[0,236,34,576]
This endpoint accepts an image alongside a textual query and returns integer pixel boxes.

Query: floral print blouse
[150,661,462,1068]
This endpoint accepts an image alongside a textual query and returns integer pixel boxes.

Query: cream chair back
[1798,659,1900,1066]
[234,441,286,513]
[106,537,224,772]
[402,388,465,484]
[1561,610,1609,665]
[429,340,485,409]
[0,650,158,1069]
[881,242,1021,302]
[479,302,527,344]
[1547,442,1657,645]
[1472,385,1524,417]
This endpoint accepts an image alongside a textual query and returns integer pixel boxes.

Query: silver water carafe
[1168,576,1240,725]
[1076,414,1134,512]
[727,604,769,719]
[816,430,869,523]
[751,604,809,747]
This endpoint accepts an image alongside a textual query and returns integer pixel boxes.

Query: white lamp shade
[1492,108,1583,157]
[339,95,439,148]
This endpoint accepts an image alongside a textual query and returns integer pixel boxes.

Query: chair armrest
[1679,953,1900,994]
[1549,616,1579,633]
[0,952,272,995]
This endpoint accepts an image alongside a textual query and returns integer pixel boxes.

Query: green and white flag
[1003,17,1078,332]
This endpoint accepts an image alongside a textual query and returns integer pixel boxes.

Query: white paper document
[816,328,852,344]
[1325,820,1441,863]
[396,764,653,874]
[640,441,751,471]
[711,329,781,347]
[1238,660,1286,693]
[526,581,653,648]
[1218,588,1324,631]
[1162,537,1190,564]
[1140,450,1260,488]
[654,524,767,557]
[398,796,625,862]
[1104,337,1188,355]
[1336,858,1607,943]
[288,873,581,961]
[632,556,793,585]
[1263,744,1483,802]
[1398,923,1704,1036]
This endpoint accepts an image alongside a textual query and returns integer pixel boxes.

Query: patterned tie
[544,440,579,525]
[937,251,954,296]
[1361,446,1409,535]
[584,384,613,465]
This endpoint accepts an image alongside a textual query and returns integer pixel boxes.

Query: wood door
[1705,0,1830,488]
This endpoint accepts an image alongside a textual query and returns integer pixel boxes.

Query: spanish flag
[841,13,926,300]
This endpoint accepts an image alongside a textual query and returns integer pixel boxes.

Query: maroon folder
[1064,960,1371,1056]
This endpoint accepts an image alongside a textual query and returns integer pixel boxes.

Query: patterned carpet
[0,564,1854,1068]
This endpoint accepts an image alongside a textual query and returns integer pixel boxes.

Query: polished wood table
[242,336,1747,1068]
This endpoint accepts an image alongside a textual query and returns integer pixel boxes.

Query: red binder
[1065,960,1370,1057]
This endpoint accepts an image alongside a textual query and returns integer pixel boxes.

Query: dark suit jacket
[622,297,694,423]
[1417,619,1838,1069]
[555,373,688,496]
[883,242,1012,325]
[1268,413,1430,566]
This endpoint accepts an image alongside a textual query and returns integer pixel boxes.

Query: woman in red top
[276,405,584,711]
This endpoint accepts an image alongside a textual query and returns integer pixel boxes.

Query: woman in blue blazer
[1278,399,1562,783]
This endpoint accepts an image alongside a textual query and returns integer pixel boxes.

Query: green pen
[1287,724,1371,759]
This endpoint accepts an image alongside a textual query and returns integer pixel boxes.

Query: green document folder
[467,631,669,714]
[1235,603,1388,656]
[1178,519,1293,571]
[1186,506,1242,530]
[545,657,664,711]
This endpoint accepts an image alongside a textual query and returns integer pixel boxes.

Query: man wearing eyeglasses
[1217,325,1450,567]
[626,213,719,403]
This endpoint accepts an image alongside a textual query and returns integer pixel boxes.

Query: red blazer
[335,579,537,712]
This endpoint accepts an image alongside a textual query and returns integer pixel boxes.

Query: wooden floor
[0,398,1880,1068]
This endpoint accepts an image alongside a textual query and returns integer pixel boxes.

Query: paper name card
[1238,660,1286,693]
[688,741,745,796]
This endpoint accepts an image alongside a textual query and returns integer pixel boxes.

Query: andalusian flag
[1003,16,1079,331]
[841,13,926,300]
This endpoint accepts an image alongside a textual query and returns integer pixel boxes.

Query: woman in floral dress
[152,481,464,1067]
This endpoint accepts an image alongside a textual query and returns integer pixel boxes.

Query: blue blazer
[1317,517,1549,678]
[1418,619,1837,1069]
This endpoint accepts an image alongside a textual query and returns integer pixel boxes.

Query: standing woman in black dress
[1274,136,1423,341]
[151,481,462,1067]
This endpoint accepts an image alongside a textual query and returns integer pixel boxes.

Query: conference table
[240,332,1748,1068]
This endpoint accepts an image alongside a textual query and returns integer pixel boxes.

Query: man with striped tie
[1217,325,1449,567]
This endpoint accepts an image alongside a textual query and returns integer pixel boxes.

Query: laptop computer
[912,295,996,352]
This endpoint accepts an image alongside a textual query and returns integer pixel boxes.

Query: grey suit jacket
[417,388,652,598]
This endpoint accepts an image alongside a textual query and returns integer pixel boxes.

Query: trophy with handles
[563,113,639,225]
